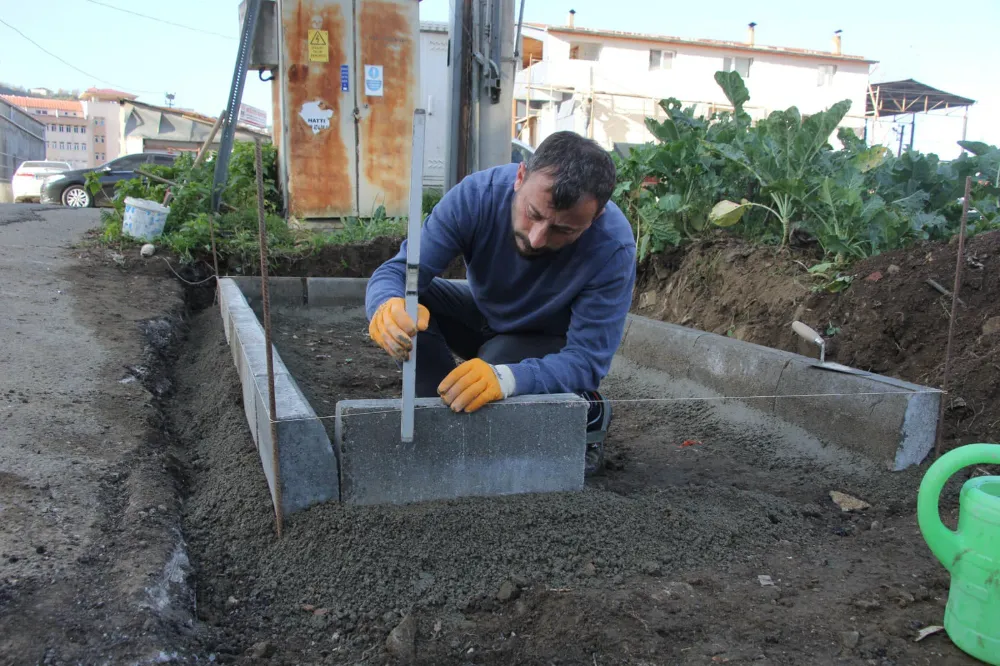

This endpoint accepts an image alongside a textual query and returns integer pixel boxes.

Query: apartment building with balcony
[513,15,875,150]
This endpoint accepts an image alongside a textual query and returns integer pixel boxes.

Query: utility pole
[445,0,516,191]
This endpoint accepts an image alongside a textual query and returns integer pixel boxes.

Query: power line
[0,17,162,95]
[82,0,238,40]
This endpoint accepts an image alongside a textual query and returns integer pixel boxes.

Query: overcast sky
[1,0,995,158]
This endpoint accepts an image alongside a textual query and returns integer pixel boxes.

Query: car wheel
[61,185,92,208]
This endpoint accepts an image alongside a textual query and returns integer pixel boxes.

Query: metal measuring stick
[401,109,427,443]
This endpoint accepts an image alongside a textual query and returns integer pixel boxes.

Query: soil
[633,231,1000,450]
[171,305,980,666]
[3,206,996,666]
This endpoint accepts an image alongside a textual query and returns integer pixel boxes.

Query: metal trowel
[791,321,874,377]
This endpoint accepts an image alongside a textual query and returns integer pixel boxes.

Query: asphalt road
[0,204,188,664]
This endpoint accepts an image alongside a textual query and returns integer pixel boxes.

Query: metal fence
[0,98,46,182]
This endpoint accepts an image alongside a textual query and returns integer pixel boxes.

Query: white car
[12,161,72,203]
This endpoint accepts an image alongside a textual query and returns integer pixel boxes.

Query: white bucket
[122,197,169,241]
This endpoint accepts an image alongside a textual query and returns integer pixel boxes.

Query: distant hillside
[0,82,80,100]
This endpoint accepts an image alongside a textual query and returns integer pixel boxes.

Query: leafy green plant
[614,69,1000,266]
[422,189,443,218]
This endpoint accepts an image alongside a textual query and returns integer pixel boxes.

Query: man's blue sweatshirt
[365,162,636,396]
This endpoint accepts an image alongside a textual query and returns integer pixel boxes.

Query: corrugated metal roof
[0,95,84,113]
[867,79,975,117]
[121,100,267,143]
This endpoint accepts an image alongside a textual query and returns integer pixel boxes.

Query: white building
[0,96,91,169]
[79,88,135,166]
[514,17,874,150]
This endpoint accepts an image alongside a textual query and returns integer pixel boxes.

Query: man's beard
[510,193,554,260]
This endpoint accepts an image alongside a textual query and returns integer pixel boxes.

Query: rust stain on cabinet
[358,1,416,214]
[284,0,354,218]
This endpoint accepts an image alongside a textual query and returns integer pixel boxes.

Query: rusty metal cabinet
[276,0,419,221]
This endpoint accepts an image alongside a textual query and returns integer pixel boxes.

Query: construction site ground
[0,206,993,665]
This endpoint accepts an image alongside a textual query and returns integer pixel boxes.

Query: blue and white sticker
[340,64,349,92]
[364,64,383,97]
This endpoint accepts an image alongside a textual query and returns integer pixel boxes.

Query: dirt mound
[634,231,1000,449]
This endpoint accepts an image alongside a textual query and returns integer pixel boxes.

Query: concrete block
[774,359,941,471]
[621,313,941,470]
[689,335,789,402]
[619,315,707,379]
[229,277,305,307]
[334,394,587,506]
[306,278,369,307]
[254,372,339,515]
[218,278,247,343]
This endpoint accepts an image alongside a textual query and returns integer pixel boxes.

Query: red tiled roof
[0,95,84,112]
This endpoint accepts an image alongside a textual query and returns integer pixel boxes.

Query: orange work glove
[368,297,430,362]
[438,358,505,413]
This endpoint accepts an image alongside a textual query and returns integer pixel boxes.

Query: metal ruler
[401,109,427,443]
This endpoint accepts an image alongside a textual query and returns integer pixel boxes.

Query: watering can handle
[917,443,1000,570]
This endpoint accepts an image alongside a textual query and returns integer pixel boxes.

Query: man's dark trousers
[414,278,565,397]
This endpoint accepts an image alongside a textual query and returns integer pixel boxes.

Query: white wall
[519,31,870,148]
[419,27,449,189]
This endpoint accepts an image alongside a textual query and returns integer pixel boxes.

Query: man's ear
[514,162,527,191]
[594,206,605,221]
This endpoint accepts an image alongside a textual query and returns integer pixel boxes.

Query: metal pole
[255,139,282,535]
[512,0,526,80]
[401,110,427,443]
[908,113,916,152]
[212,0,260,212]
[934,175,972,460]
[470,0,481,173]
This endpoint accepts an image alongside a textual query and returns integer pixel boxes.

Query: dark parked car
[40,152,177,208]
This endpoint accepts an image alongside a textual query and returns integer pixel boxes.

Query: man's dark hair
[524,131,617,212]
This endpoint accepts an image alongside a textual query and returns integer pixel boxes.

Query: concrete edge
[619,314,941,470]
[218,278,339,516]
[334,394,588,505]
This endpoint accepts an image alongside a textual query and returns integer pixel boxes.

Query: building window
[59,142,65,149]
[649,49,675,71]
[81,127,86,135]
[49,124,56,131]
[817,64,837,86]
[723,56,752,78]
[569,42,602,61]
[72,126,78,133]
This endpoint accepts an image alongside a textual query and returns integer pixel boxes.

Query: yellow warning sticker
[307,29,328,62]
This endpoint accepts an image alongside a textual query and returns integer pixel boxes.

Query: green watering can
[917,443,1000,665]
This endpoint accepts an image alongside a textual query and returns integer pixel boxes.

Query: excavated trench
[164,294,976,665]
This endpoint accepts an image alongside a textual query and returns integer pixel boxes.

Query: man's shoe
[580,390,612,476]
